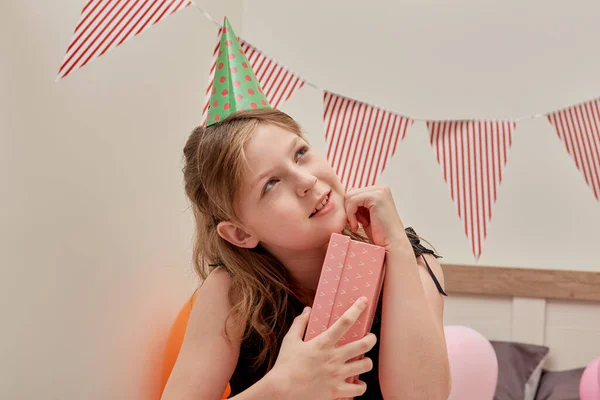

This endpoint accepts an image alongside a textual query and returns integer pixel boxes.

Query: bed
[442,263,600,399]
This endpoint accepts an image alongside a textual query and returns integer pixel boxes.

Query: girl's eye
[263,146,309,194]
[295,145,309,161]
[263,179,278,193]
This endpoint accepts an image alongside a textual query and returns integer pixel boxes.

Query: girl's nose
[297,174,318,196]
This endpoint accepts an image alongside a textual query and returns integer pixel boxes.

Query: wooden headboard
[441,264,600,371]
[443,264,600,301]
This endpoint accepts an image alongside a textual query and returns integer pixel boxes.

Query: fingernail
[303,306,310,314]
[359,296,368,304]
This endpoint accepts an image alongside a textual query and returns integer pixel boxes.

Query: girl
[161,109,450,399]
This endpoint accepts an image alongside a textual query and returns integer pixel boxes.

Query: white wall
[1,1,241,399]
[2,0,600,399]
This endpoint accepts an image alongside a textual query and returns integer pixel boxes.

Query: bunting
[322,92,414,189]
[57,0,193,81]
[56,3,600,260]
[547,99,600,201]
[427,121,516,258]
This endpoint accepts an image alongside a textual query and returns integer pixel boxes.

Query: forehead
[245,123,298,156]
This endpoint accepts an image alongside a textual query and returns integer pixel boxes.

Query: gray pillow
[534,368,584,400]
[490,341,550,400]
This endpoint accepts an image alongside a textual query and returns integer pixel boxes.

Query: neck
[263,242,329,306]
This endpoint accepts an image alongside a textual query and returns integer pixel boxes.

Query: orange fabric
[159,291,231,399]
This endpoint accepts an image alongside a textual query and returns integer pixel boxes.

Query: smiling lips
[309,190,332,218]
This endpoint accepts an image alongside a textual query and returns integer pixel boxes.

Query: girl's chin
[326,212,349,235]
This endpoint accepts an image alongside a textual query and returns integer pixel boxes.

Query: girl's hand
[345,184,406,250]
[268,298,377,400]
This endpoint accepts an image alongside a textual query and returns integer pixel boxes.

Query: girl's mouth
[309,190,333,218]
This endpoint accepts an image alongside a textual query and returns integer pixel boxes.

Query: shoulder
[417,253,445,289]
[203,266,233,291]
[415,254,446,328]
[192,267,243,339]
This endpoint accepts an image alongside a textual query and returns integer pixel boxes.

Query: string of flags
[57,1,600,260]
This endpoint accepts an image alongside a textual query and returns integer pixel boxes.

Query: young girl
[161,109,450,399]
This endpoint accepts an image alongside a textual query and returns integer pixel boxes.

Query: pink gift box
[304,233,386,397]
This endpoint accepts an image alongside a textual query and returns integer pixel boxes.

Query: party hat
[206,18,271,126]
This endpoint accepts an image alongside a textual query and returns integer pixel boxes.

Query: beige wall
[2,0,600,399]
[1,1,241,399]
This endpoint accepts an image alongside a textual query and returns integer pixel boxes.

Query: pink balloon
[444,326,499,400]
[580,356,600,400]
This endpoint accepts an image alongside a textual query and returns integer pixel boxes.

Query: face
[232,123,347,253]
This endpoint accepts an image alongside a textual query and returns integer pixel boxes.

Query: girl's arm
[378,244,451,399]
[227,371,284,400]
[161,268,289,400]
[161,269,242,400]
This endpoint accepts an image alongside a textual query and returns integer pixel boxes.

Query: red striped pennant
[547,99,600,201]
[427,121,516,259]
[322,91,414,189]
[201,29,305,124]
[57,0,193,81]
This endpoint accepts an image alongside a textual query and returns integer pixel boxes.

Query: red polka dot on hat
[242,62,248,68]
[248,89,255,95]
[225,40,232,46]
[224,103,230,110]
[228,53,235,60]
[213,101,218,107]
[219,76,226,84]
[250,102,257,109]
[221,89,229,96]
[261,100,267,106]
[230,67,238,73]
[236,94,243,101]
[218,63,224,70]
[214,114,220,121]
[245,75,251,81]
[233,81,240,87]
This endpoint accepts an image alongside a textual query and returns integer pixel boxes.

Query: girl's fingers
[346,186,375,196]
[335,379,368,398]
[287,306,311,340]
[338,333,377,360]
[319,297,368,345]
[344,192,370,232]
[347,212,358,233]
[340,357,374,379]
[356,207,371,228]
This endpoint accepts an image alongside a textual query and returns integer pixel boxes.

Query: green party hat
[206,17,271,126]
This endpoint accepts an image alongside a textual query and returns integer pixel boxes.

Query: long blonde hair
[181,108,430,370]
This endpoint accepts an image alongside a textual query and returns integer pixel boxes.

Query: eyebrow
[251,136,301,190]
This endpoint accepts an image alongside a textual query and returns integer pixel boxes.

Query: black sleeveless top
[228,227,447,398]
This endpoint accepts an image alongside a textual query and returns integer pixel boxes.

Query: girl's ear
[216,221,259,249]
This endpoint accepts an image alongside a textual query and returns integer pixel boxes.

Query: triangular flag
[426,121,516,259]
[547,99,600,201]
[201,28,304,125]
[57,0,193,81]
[322,91,414,189]
[205,18,270,126]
